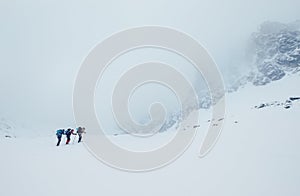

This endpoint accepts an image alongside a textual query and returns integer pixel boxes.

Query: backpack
[65,129,71,135]
[77,127,83,134]
[56,129,64,136]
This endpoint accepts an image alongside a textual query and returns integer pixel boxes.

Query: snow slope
[0,74,300,196]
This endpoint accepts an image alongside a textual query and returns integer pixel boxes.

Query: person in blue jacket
[56,129,65,146]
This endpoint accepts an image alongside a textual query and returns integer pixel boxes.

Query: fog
[0,0,299,133]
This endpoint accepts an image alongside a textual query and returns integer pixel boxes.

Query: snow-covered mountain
[230,21,300,90]
[160,21,300,132]
[161,21,300,132]
[250,21,300,85]
[1,20,300,196]
[1,69,299,196]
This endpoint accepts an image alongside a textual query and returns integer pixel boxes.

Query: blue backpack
[65,129,71,135]
[56,129,65,137]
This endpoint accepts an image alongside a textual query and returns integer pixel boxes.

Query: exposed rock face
[248,21,300,85]
[162,21,300,132]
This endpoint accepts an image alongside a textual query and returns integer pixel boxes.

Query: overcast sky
[0,0,299,132]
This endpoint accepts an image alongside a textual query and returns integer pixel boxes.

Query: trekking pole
[72,135,77,145]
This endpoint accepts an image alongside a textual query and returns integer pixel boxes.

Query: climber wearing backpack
[76,127,86,143]
[65,128,76,145]
[56,129,65,146]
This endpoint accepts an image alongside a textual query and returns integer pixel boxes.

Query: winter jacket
[65,129,76,136]
[77,127,86,134]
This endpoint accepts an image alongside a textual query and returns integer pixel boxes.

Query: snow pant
[78,133,83,143]
[66,134,71,144]
[57,136,62,146]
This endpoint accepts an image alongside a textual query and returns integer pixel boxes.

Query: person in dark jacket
[56,129,65,146]
[76,127,86,143]
[65,128,76,145]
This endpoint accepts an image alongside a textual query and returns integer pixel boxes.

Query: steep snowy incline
[0,75,299,196]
